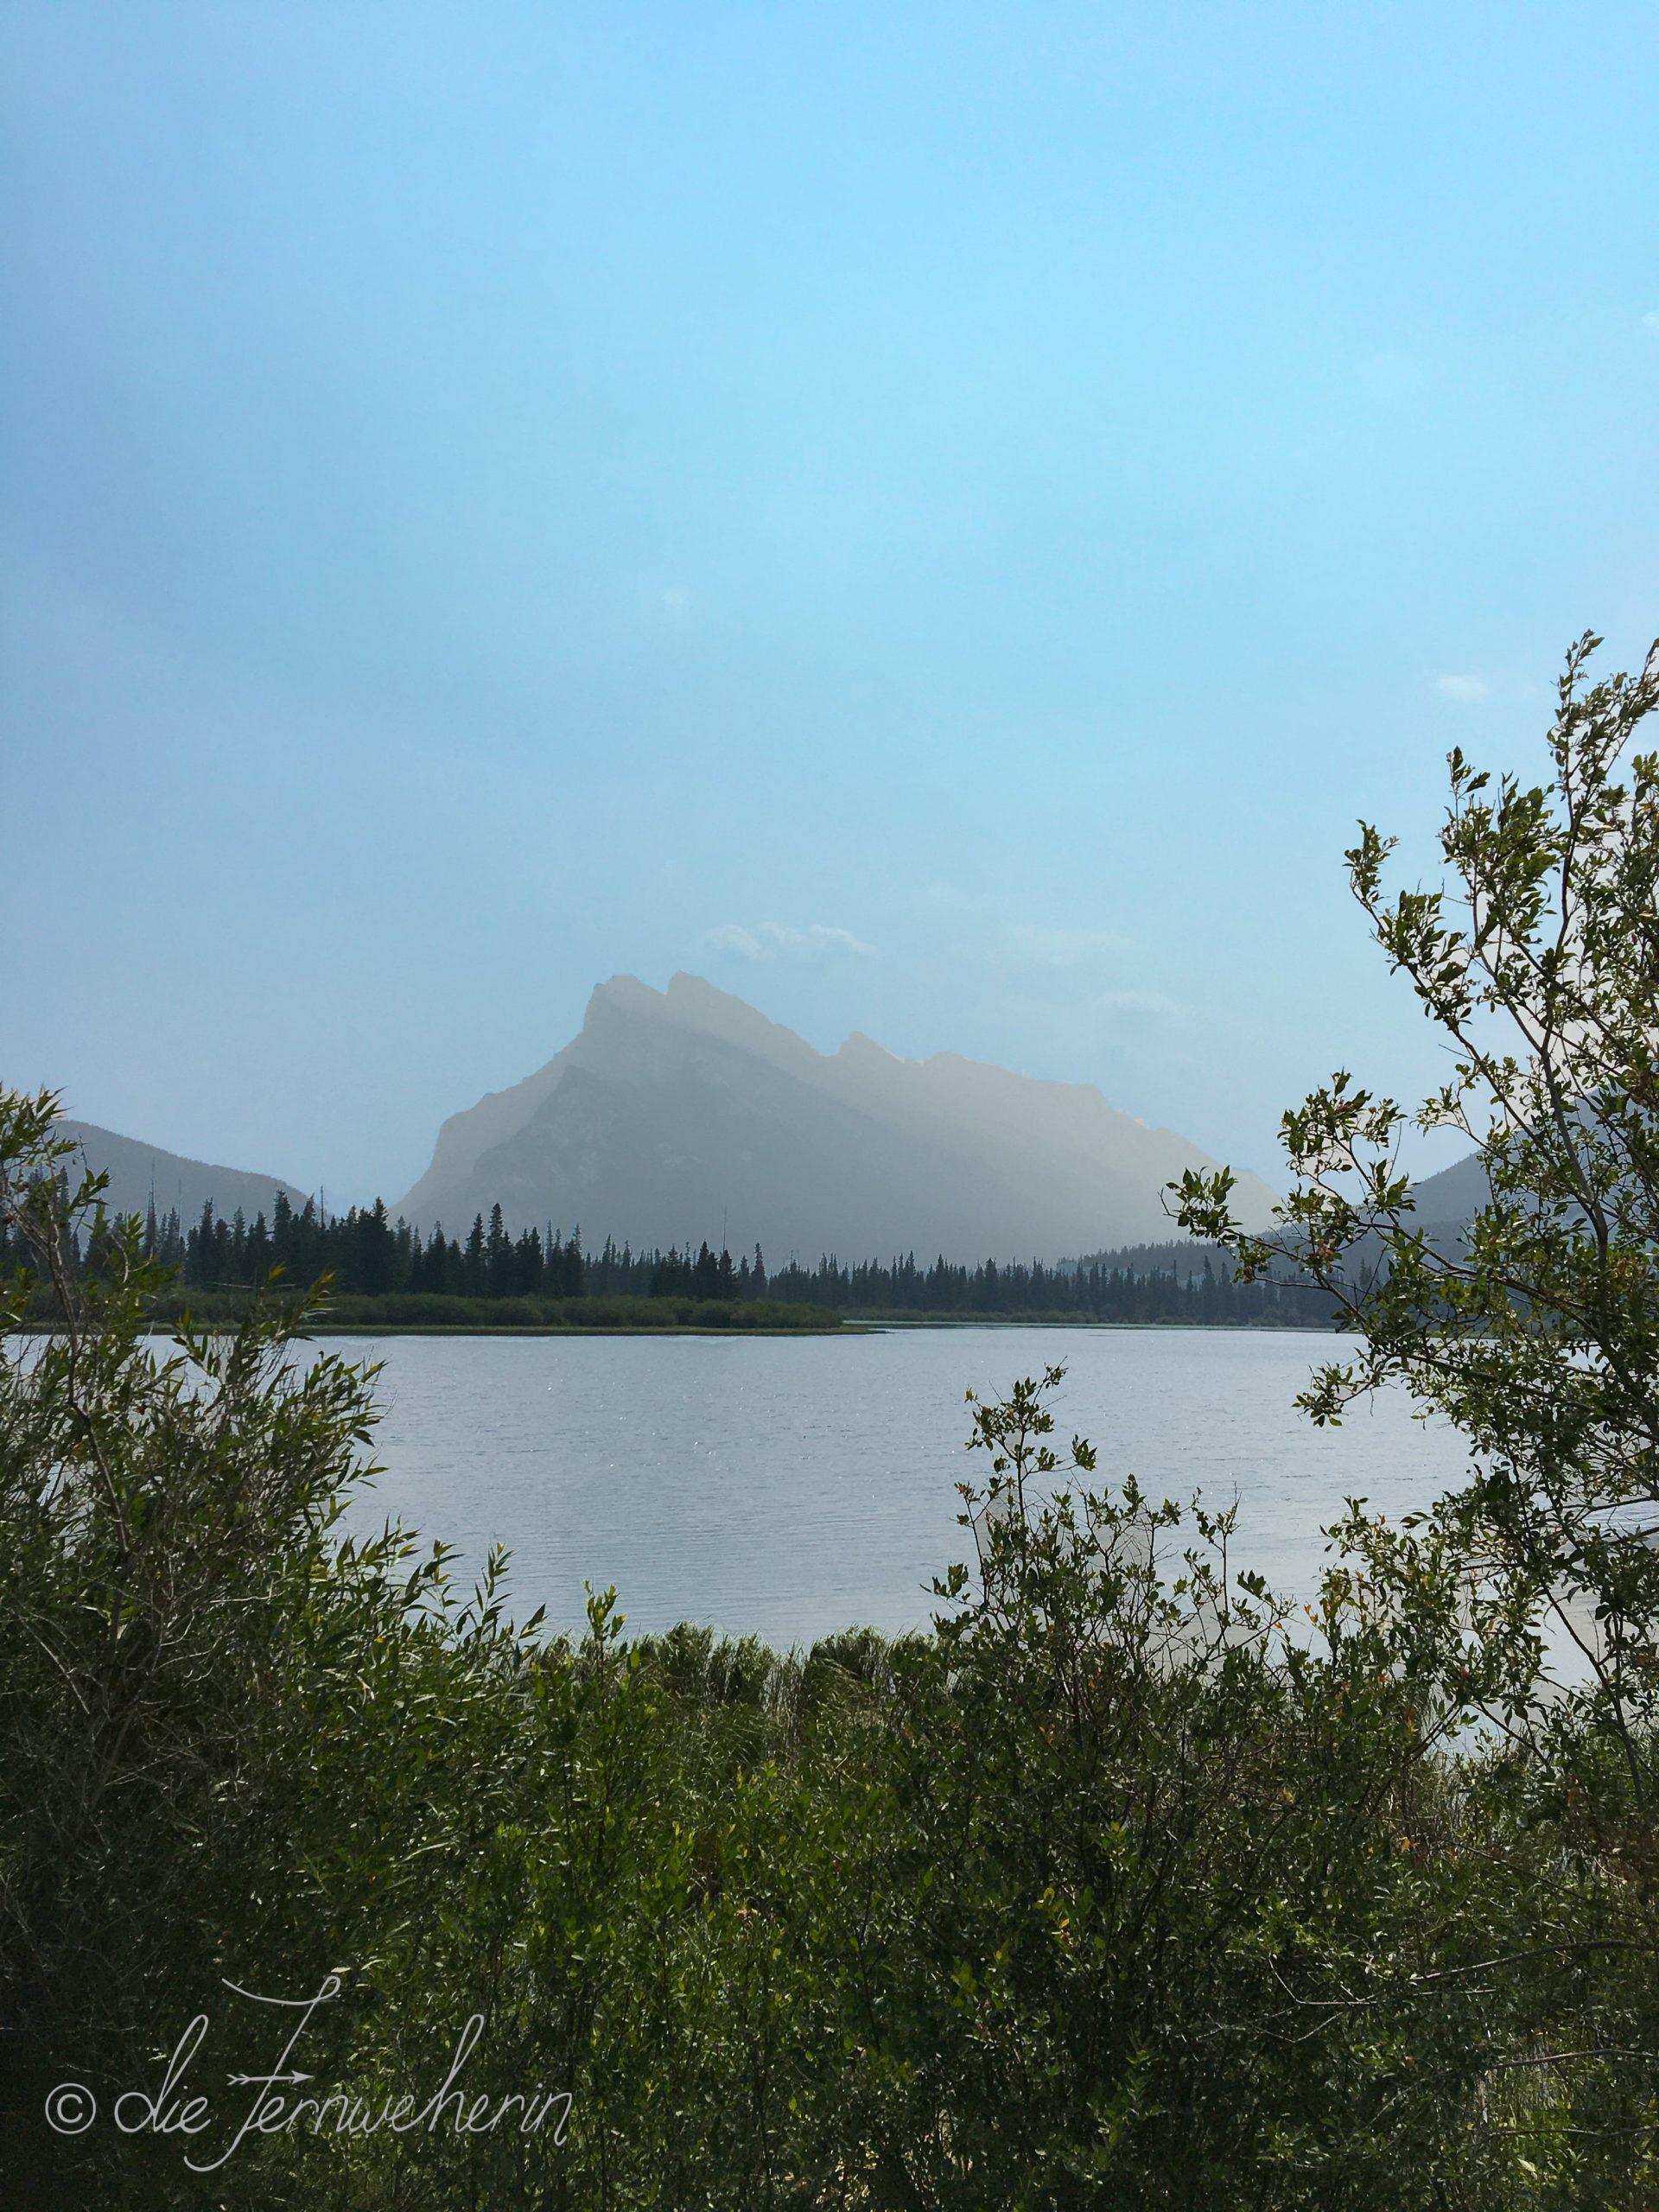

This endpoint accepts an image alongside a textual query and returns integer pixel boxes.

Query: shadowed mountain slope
[54,1119,311,1226]
[1408,1148,1496,1231]
[396,975,1278,1263]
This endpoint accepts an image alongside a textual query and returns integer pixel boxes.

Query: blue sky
[3,1,1656,1203]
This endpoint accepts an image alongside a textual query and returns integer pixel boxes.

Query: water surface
[325,1328,1474,1647]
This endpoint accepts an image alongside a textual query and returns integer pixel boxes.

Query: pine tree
[486,1204,512,1297]
[462,1215,487,1297]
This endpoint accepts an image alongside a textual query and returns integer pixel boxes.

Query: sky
[3,0,1656,1205]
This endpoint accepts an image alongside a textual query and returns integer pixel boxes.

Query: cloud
[1090,988,1179,1021]
[702,921,878,961]
[1436,672,1488,704]
[1644,312,1659,333]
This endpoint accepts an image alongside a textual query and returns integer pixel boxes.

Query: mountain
[395,974,1279,1262]
[1408,1149,1493,1234]
[54,1119,311,1227]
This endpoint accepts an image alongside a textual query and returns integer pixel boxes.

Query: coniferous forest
[0,1186,1332,1328]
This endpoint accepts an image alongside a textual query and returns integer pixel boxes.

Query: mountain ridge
[393,974,1281,1262]
[51,1119,311,1228]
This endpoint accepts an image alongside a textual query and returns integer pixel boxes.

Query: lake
[322,1326,1477,1649]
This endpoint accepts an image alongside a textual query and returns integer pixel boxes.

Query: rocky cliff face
[395,974,1277,1263]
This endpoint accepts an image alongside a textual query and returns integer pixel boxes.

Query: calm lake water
[321,1327,1477,1649]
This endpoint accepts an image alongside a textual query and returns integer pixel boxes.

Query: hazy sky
[4,1,1656,1203]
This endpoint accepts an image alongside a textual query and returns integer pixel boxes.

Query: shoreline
[83,1315,1344,1339]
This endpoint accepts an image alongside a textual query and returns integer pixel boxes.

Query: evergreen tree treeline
[0,1184,1331,1325]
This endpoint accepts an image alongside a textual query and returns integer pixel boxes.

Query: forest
[0,1188,1333,1326]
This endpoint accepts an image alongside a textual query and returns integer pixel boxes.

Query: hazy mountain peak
[655,971,825,1077]
[394,976,1278,1260]
[664,970,810,1040]
[836,1030,908,1066]
[586,973,668,1021]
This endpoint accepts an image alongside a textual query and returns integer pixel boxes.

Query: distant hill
[1096,1154,1495,1262]
[395,974,1279,1263]
[54,1119,311,1227]
[1408,1149,1493,1231]
[1071,1151,1493,1278]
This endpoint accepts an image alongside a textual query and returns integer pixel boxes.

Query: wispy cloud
[1436,672,1488,704]
[702,921,878,961]
[1091,988,1179,1022]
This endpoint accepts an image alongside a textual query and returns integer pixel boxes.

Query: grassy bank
[13,1287,1336,1334]
[842,1306,1331,1329]
[16,1287,844,1333]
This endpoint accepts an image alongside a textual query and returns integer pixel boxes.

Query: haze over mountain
[395,975,1280,1264]
[1404,1150,1496,1238]
[53,1120,310,1228]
